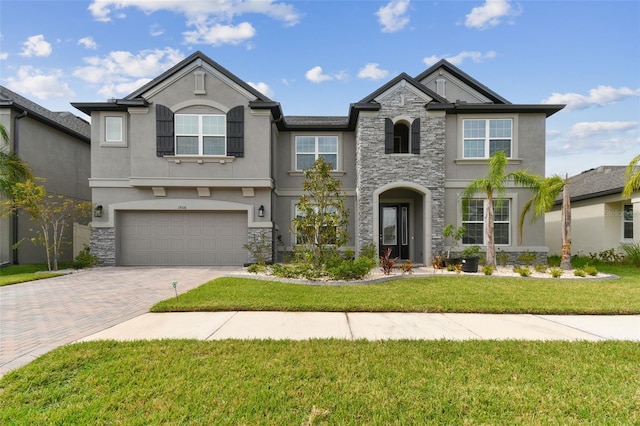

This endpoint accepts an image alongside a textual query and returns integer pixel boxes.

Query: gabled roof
[357,72,448,105]
[73,51,275,115]
[555,166,629,204]
[414,59,511,105]
[125,51,273,102]
[0,85,90,143]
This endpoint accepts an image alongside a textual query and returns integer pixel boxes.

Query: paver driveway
[0,266,239,376]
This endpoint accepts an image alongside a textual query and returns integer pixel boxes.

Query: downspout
[12,111,27,264]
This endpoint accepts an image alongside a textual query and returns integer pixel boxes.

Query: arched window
[385,118,420,155]
[393,122,410,153]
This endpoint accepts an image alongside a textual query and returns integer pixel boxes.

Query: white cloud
[567,121,639,139]
[20,34,52,57]
[305,66,333,83]
[78,36,97,50]
[183,22,256,46]
[0,52,8,60]
[542,86,640,111]
[358,63,389,80]
[465,0,521,30]
[73,48,185,97]
[423,51,497,66]
[150,24,164,37]
[248,81,274,98]
[5,66,75,99]
[377,0,410,33]
[97,79,152,98]
[88,0,301,45]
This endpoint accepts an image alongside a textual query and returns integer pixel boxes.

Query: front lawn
[1,340,638,424]
[152,268,640,314]
[0,264,62,287]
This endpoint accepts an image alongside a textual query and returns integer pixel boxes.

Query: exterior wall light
[258,205,265,218]
[94,205,103,217]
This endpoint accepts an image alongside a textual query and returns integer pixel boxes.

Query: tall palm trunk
[485,192,496,267]
[560,176,571,270]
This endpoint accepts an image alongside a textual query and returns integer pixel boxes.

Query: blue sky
[1,0,638,177]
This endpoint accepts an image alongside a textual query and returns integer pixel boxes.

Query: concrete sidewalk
[80,311,640,342]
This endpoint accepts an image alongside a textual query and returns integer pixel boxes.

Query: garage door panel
[119,211,248,266]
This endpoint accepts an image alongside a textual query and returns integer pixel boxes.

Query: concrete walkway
[80,311,640,342]
[2,266,639,378]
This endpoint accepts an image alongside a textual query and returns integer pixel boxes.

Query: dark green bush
[72,246,100,269]
[328,255,375,281]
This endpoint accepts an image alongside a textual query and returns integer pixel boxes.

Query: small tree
[462,151,539,267]
[0,122,33,197]
[0,179,91,271]
[519,174,572,270]
[292,158,349,268]
[623,154,640,197]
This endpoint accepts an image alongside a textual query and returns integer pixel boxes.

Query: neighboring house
[545,166,637,256]
[0,86,91,265]
[72,51,563,266]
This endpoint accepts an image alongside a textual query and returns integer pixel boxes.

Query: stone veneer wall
[355,85,446,261]
[246,227,273,264]
[91,227,116,266]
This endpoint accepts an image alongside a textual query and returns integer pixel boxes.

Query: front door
[379,203,409,259]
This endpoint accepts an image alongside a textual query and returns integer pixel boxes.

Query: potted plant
[443,224,466,266]
[461,245,481,273]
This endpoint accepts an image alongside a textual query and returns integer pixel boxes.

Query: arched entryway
[373,183,432,264]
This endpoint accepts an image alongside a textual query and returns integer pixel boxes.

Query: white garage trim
[93,198,272,228]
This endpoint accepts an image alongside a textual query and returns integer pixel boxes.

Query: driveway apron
[0,266,238,376]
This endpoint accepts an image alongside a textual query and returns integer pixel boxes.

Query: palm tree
[462,150,539,267]
[623,154,640,197]
[518,174,572,270]
[0,122,33,197]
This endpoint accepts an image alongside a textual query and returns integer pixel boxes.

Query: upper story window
[295,136,338,170]
[385,118,420,154]
[101,113,127,147]
[175,114,226,156]
[462,199,511,246]
[393,122,410,153]
[105,117,123,142]
[624,204,634,239]
[463,119,512,158]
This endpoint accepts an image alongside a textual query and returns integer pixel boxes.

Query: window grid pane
[175,115,199,134]
[463,119,512,158]
[202,115,225,135]
[203,136,225,155]
[624,205,634,239]
[176,136,199,155]
[105,117,122,142]
[295,136,338,171]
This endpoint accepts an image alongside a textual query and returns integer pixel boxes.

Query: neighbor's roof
[557,166,628,204]
[0,85,90,142]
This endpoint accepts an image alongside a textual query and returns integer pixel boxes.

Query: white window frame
[175,113,226,156]
[462,199,511,246]
[100,113,127,147]
[293,204,339,246]
[294,135,339,171]
[623,204,634,240]
[460,116,516,159]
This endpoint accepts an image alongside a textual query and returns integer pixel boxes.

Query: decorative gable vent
[194,70,206,95]
[436,78,446,98]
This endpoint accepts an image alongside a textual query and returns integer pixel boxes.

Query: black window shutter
[411,118,420,154]
[156,104,174,157]
[227,105,244,157]
[384,118,393,154]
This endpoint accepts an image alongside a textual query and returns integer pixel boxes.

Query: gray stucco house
[72,51,564,266]
[1,85,91,265]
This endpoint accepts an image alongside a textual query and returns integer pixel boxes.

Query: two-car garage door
[118,211,248,266]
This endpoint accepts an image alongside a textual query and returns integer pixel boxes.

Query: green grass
[1,340,638,424]
[0,264,62,287]
[152,268,640,314]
